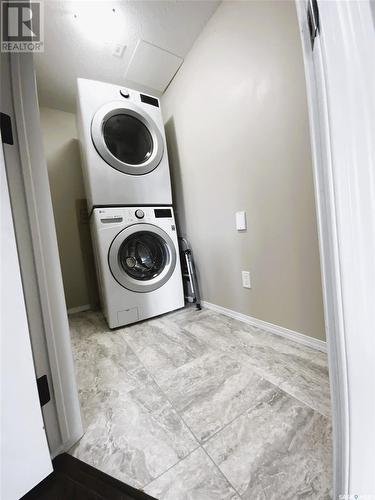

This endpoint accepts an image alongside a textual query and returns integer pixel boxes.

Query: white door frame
[8,53,83,456]
[296,1,375,497]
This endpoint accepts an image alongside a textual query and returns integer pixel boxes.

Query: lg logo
[1,1,44,52]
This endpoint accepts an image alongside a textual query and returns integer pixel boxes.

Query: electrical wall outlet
[242,271,251,288]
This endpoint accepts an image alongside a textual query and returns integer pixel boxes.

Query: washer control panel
[100,216,123,224]
[97,207,173,225]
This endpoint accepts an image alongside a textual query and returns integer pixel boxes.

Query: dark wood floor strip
[21,453,157,500]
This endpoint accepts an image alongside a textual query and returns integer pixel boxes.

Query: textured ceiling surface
[35,0,219,112]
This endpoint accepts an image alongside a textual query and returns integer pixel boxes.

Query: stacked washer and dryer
[76,78,184,328]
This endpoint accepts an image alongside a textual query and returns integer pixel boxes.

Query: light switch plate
[242,271,251,288]
[236,211,247,231]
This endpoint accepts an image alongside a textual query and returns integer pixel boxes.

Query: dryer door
[91,101,164,175]
[108,223,177,292]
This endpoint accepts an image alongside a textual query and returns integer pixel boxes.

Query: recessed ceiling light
[69,3,125,45]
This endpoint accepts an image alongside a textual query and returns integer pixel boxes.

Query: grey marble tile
[144,448,241,500]
[69,312,198,489]
[120,315,210,382]
[69,308,332,497]
[70,319,154,423]
[234,331,330,417]
[204,388,332,500]
[181,311,331,416]
[164,306,214,330]
[123,307,330,417]
[70,310,110,338]
[186,310,324,367]
[70,381,198,489]
[157,350,278,443]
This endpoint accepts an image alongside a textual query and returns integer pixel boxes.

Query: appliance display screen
[154,209,172,218]
[140,94,159,107]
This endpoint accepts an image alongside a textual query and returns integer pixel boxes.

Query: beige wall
[39,107,98,311]
[162,1,325,340]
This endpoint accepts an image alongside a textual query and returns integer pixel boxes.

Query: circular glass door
[91,101,164,175]
[119,231,167,280]
[108,224,176,292]
[103,115,153,165]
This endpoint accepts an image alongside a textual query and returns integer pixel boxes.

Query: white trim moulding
[67,304,92,315]
[201,301,327,353]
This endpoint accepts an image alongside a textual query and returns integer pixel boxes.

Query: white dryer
[90,206,184,328]
[77,78,172,212]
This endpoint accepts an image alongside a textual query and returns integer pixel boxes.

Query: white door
[1,138,52,499]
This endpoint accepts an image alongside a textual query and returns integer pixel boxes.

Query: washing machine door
[108,223,177,292]
[91,101,164,175]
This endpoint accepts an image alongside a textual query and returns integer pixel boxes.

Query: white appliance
[90,206,184,328]
[77,78,172,212]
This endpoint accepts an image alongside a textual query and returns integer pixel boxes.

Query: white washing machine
[77,78,172,212]
[90,206,184,328]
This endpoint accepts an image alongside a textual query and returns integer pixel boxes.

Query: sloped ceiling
[34,0,219,112]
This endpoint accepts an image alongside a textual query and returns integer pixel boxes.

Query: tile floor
[69,307,332,500]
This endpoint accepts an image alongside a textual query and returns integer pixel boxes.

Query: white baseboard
[201,301,327,353]
[67,304,91,315]
[50,430,84,459]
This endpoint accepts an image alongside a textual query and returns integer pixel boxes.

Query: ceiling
[34,0,219,112]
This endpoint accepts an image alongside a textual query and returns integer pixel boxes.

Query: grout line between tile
[141,445,201,491]
[226,360,330,420]
[199,444,244,499]
[274,384,331,419]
